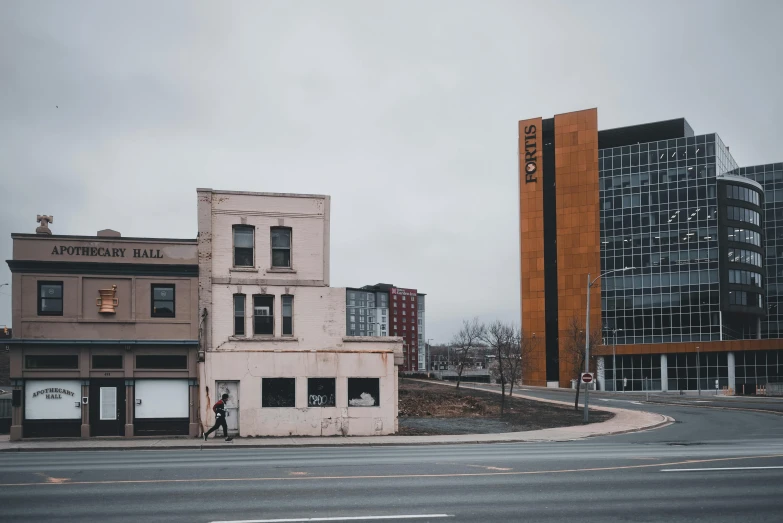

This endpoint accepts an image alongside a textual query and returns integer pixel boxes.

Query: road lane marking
[597,399,642,405]
[2,454,783,488]
[465,465,513,471]
[210,515,452,522]
[34,473,70,484]
[661,466,783,472]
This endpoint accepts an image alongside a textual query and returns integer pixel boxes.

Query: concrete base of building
[80,424,90,438]
[125,424,134,437]
[546,381,560,388]
[188,422,199,437]
[10,425,21,441]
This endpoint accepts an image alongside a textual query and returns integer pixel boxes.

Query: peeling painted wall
[197,189,401,437]
[202,347,397,436]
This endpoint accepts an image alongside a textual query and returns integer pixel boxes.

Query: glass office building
[599,123,776,391]
[519,109,783,393]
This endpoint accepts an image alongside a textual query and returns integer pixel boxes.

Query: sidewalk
[0,384,672,452]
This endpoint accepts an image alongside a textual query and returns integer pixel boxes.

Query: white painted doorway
[215,381,239,435]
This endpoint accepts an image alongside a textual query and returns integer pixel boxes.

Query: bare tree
[450,317,485,390]
[504,326,537,397]
[482,321,516,414]
[561,316,602,411]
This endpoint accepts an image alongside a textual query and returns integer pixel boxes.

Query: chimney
[97,229,121,238]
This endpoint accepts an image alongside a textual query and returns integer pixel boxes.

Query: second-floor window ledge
[230,267,259,273]
[267,267,297,273]
[229,335,299,342]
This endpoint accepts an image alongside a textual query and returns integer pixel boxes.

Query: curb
[644,399,783,417]
[0,382,674,453]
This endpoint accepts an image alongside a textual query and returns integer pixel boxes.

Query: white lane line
[211,515,452,523]
[661,466,783,473]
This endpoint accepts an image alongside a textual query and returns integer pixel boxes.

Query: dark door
[89,379,126,436]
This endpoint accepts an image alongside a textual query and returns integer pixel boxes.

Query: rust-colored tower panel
[553,109,601,386]
[518,117,546,386]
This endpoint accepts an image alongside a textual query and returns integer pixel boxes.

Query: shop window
[92,355,123,369]
[271,227,291,268]
[282,295,294,336]
[151,284,175,318]
[233,225,255,267]
[348,378,380,407]
[136,355,187,369]
[38,281,63,316]
[234,294,246,336]
[308,378,336,407]
[262,378,295,407]
[253,295,274,335]
[25,354,78,369]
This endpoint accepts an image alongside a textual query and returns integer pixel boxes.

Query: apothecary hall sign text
[33,387,76,399]
[51,246,164,259]
[523,124,538,184]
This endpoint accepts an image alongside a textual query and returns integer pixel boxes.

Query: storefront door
[89,379,126,436]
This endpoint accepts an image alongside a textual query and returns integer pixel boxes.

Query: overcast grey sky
[1,0,782,341]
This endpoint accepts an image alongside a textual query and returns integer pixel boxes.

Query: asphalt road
[2,394,783,523]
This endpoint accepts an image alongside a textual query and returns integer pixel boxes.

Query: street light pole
[696,345,701,396]
[612,329,617,392]
[584,267,635,423]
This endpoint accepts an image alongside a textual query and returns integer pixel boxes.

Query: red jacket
[212,400,226,415]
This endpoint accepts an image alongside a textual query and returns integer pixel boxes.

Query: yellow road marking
[3,454,782,488]
[34,473,70,484]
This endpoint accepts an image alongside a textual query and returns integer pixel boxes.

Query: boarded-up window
[25,355,78,369]
[262,378,295,407]
[136,355,187,369]
[348,378,380,407]
[92,355,123,369]
[308,378,336,407]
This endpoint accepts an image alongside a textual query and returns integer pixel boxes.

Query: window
[25,354,78,369]
[254,295,274,335]
[233,225,254,267]
[262,378,295,407]
[234,294,246,336]
[136,355,187,369]
[308,378,336,407]
[92,355,123,369]
[348,378,380,407]
[271,227,291,268]
[151,284,175,318]
[282,295,293,336]
[38,281,63,316]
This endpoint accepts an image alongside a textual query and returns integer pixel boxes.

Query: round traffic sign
[581,373,593,383]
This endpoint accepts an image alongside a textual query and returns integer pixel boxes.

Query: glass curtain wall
[599,134,736,345]
[738,163,783,338]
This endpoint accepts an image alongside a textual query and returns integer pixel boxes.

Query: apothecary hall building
[519,108,783,394]
[6,225,200,440]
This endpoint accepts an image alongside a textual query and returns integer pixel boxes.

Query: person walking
[204,393,233,441]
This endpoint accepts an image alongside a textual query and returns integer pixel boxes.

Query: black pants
[205,416,228,438]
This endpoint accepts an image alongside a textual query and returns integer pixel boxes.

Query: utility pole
[585,268,634,422]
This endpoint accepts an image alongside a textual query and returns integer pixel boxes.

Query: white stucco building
[197,189,402,437]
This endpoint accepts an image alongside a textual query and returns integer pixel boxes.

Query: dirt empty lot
[397,379,613,435]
